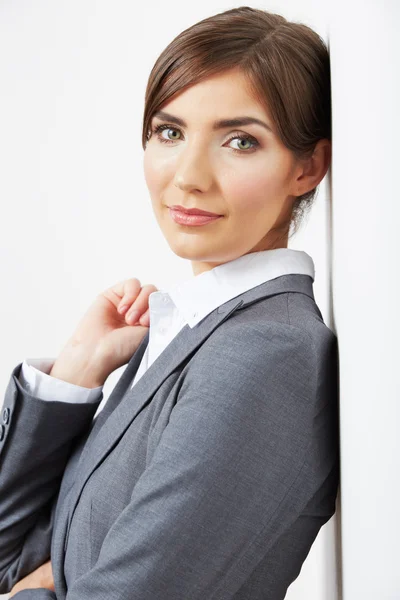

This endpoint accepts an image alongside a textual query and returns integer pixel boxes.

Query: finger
[125,287,157,324]
[125,285,157,323]
[102,278,142,310]
[42,560,55,590]
[117,278,147,313]
[138,308,150,326]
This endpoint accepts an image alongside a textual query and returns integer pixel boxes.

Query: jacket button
[2,407,10,424]
[0,424,4,441]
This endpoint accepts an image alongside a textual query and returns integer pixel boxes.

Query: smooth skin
[144,66,331,276]
[11,66,330,595]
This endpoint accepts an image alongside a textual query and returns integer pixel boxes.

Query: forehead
[157,69,272,127]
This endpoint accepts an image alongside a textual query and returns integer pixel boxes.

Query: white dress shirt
[19,248,315,404]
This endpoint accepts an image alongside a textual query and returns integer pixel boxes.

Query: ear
[292,139,332,196]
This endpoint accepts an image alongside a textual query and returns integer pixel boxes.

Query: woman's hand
[51,278,158,387]
[9,559,55,597]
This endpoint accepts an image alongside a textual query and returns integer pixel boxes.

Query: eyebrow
[152,110,274,134]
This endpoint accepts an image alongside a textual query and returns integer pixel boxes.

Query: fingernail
[119,304,128,314]
[127,309,139,322]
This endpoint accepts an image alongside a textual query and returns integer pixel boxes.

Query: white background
[1,1,398,598]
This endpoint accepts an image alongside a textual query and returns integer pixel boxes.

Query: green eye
[165,128,181,140]
[151,124,181,142]
[150,123,259,154]
[235,138,252,150]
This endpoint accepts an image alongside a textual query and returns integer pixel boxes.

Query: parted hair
[142,6,331,237]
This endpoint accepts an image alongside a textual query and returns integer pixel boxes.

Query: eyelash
[149,123,260,154]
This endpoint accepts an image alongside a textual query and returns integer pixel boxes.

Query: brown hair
[142,6,331,238]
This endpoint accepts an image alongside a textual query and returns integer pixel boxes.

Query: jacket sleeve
[0,362,103,594]
[12,323,340,600]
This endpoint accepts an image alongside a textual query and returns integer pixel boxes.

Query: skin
[144,66,331,276]
[9,559,54,597]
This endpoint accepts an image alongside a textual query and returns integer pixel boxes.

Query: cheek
[222,155,288,215]
[223,171,274,215]
[143,151,158,192]
[143,150,171,194]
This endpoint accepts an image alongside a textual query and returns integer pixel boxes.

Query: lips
[168,207,222,226]
[169,205,222,217]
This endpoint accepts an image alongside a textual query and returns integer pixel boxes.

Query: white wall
[0,2,337,599]
[329,1,400,599]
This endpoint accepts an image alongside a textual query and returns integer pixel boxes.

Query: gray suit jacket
[0,273,340,600]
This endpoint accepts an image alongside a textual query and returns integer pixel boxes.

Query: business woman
[0,6,339,600]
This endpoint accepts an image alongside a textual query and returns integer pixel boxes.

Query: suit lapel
[58,273,315,576]
[74,329,151,469]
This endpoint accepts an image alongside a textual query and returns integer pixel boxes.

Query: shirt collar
[157,248,315,328]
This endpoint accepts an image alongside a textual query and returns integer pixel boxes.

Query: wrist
[50,340,107,388]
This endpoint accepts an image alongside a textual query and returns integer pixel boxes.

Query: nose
[172,139,214,193]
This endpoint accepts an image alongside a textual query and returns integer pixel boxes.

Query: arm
[10,324,339,599]
[2,277,154,596]
[0,362,103,594]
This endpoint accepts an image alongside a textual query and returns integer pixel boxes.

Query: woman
[0,6,339,599]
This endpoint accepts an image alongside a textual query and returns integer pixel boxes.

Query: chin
[169,246,204,261]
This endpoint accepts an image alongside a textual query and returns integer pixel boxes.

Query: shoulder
[211,318,316,356]
[178,319,322,441]
[204,294,319,363]
[188,293,338,399]
[189,319,317,397]
[216,285,335,359]
[286,289,337,350]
